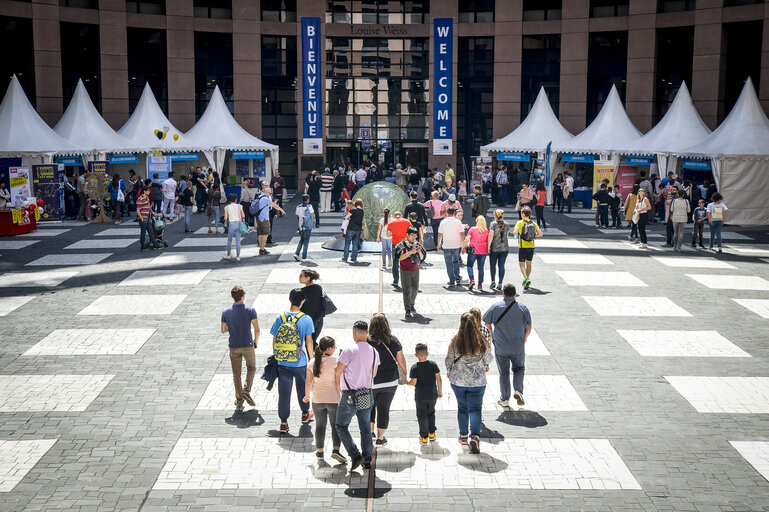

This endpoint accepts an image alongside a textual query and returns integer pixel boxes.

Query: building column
[166,0,196,131]
[691,0,726,129]
[233,0,262,136]
[491,2,522,142]
[427,0,457,172]
[98,0,129,130]
[32,1,62,126]
[625,0,656,132]
[559,0,589,134]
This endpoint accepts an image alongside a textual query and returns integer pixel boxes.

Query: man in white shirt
[162,172,177,221]
[564,171,575,213]
[437,206,466,286]
[496,167,509,206]
[354,167,368,192]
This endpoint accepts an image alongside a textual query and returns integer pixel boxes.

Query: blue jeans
[598,205,609,227]
[336,390,374,463]
[343,229,361,261]
[227,221,241,256]
[443,248,461,282]
[277,365,309,422]
[295,228,312,259]
[495,352,525,400]
[208,205,220,227]
[431,218,441,246]
[466,253,487,285]
[489,250,507,284]
[451,384,485,436]
[184,205,193,231]
[381,239,392,266]
[139,219,160,248]
[709,221,723,248]
[566,192,573,213]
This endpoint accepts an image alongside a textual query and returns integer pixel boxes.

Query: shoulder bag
[342,353,375,410]
[321,290,337,316]
[494,300,518,326]
[381,339,407,385]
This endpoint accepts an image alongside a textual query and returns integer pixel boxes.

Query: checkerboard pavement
[1,196,768,510]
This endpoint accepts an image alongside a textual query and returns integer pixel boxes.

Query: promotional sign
[497,152,530,162]
[109,154,139,164]
[544,141,552,187]
[625,155,653,166]
[9,167,32,208]
[147,156,171,181]
[233,150,265,160]
[592,160,615,208]
[301,17,322,155]
[616,165,639,198]
[432,18,453,155]
[235,160,250,177]
[253,158,266,178]
[564,153,594,163]
[169,152,199,162]
[682,158,711,170]
[55,156,81,166]
[32,164,65,222]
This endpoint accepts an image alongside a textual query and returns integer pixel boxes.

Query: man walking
[483,283,531,408]
[240,179,257,228]
[294,194,315,262]
[221,285,260,411]
[404,191,427,226]
[396,227,426,318]
[270,169,286,208]
[320,167,334,213]
[332,169,345,211]
[387,211,411,287]
[305,170,322,227]
[137,182,163,251]
[271,287,315,433]
[162,171,177,221]
[437,206,465,286]
[512,206,543,290]
[564,171,574,213]
[76,169,89,221]
[471,184,490,219]
[335,320,380,471]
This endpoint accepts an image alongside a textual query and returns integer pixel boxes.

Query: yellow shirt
[445,168,455,183]
[514,218,539,248]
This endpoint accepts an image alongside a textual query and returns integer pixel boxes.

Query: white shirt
[162,178,177,200]
[565,176,574,192]
[438,217,466,249]
[355,169,367,182]
[224,203,243,222]
[379,217,391,240]
[295,203,314,229]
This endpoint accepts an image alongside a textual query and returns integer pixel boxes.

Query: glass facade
[587,31,628,124]
[590,0,629,17]
[60,22,100,110]
[262,36,298,184]
[60,0,98,8]
[724,20,763,114]
[523,0,562,21]
[0,16,34,105]
[654,26,693,123]
[657,0,695,12]
[458,0,494,22]
[261,0,297,22]
[194,31,233,120]
[457,37,493,162]
[193,0,232,19]
[126,0,165,14]
[325,1,429,24]
[521,35,561,120]
[127,28,167,114]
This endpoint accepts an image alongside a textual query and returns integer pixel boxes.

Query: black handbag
[321,291,337,316]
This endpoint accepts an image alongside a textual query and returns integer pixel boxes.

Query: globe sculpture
[352,181,410,241]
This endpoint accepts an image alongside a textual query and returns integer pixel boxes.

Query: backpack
[520,219,537,242]
[274,312,305,363]
[300,205,314,230]
[250,194,269,216]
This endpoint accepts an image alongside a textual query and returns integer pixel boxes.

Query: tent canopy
[54,79,140,155]
[480,87,573,154]
[553,85,642,155]
[677,78,769,159]
[0,75,84,157]
[118,83,203,153]
[619,82,711,156]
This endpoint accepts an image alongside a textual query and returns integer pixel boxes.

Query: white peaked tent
[677,78,769,225]
[480,87,573,155]
[0,75,83,159]
[553,85,642,158]
[618,82,711,174]
[185,86,279,174]
[118,83,202,152]
[54,79,140,159]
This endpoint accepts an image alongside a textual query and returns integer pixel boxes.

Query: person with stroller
[137,181,164,251]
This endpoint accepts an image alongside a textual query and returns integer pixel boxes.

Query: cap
[449,194,456,201]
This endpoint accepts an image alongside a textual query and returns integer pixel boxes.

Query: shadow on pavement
[497,409,548,428]
[224,408,265,428]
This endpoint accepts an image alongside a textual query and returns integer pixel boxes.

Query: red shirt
[398,242,420,271]
[136,194,151,221]
[536,190,545,206]
[388,217,411,245]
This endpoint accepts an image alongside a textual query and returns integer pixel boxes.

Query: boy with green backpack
[512,206,543,290]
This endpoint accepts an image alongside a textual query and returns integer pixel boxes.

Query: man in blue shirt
[270,287,315,433]
[221,285,260,412]
[482,283,532,408]
[255,182,284,255]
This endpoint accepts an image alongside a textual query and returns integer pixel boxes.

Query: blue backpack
[300,204,314,230]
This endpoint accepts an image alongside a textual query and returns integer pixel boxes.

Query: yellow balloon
[173,133,179,141]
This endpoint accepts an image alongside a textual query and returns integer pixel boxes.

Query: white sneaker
[639,243,647,249]
[514,391,525,406]
[224,254,231,260]
[497,399,509,408]
[236,256,240,262]
[293,254,301,262]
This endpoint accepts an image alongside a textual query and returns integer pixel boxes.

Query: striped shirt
[320,173,334,192]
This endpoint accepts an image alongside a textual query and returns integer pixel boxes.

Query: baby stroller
[152,214,169,247]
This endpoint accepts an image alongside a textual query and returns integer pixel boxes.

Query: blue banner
[545,141,552,186]
[625,155,653,166]
[682,158,711,170]
[169,152,199,162]
[147,156,171,181]
[55,156,81,166]
[563,153,595,163]
[233,150,265,160]
[432,18,453,155]
[301,17,322,155]
[109,154,139,164]
[497,152,530,162]
[32,164,65,222]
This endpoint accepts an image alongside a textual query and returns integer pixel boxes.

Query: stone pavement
[1,196,768,511]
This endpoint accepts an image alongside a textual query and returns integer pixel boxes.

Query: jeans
[489,250,507,284]
[343,229,361,261]
[184,206,193,231]
[277,365,309,422]
[139,219,160,248]
[630,221,638,239]
[610,207,621,227]
[442,248,461,282]
[295,228,312,259]
[451,384,485,436]
[153,199,162,213]
[208,205,220,227]
[466,253,487,285]
[666,218,674,245]
[229,347,255,407]
[381,239,392,266]
[370,386,397,429]
[692,222,704,245]
[331,189,341,211]
[638,212,649,244]
[673,222,686,251]
[710,220,723,248]
[598,204,609,228]
[535,205,546,229]
[311,201,321,227]
[497,186,508,205]
[336,390,374,463]
[401,269,419,311]
[77,191,87,219]
[312,402,340,449]
[162,197,175,220]
[392,253,400,284]
[495,352,525,401]
[112,200,124,221]
[553,191,562,211]
[566,192,573,213]
[227,221,241,256]
[431,218,441,247]
[320,191,331,212]
[416,398,437,438]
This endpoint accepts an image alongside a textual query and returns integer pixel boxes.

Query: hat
[449,194,456,201]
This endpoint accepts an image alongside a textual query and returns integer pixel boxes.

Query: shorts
[257,218,271,235]
[518,247,534,262]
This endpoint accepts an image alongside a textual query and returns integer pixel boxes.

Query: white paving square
[730,442,769,483]
[253,293,498,315]
[724,245,769,257]
[519,238,587,249]
[18,229,70,237]
[193,227,227,235]
[617,330,750,357]
[0,271,78,287]
[174,237,233,247]
[64,238,137,249]
[537,253,614,265]
[267,268,455,285]
[540,228,568,236]
[0,240,39,249]
[150,251,225,265]
[0,375,114,412]
[95,227,140,236]
[24,328,156,355]
[733,299,769,319]
[651,256,736,269]
[0,439,58,492]
[118,270,211,286]
[582,296,691,317]
[0,296,35,316]
[25,253,113,266]
[556,271,647,287]
[78,295,187,315]
[685,274,769,291]
[665,376,769,413]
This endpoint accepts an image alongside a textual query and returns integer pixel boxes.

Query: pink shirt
[426,199,443,219]
[467,227,489,255]
[338,341,380,391]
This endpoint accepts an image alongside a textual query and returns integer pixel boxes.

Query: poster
[147,156,171,181]
[253,158,266,178]
[592,160,615,207]
[9,167,32,208]
[432,18,453,155]
[32,164,65,222]
[87,161,112,223]
[235,159,249,177]
[301,17,322,154]
[616,165,639,199]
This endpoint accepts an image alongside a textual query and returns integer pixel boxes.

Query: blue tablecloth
[572,189,592,209]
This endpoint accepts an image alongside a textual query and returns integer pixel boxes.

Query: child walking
[691,199,707,248]
[407,343,443,445]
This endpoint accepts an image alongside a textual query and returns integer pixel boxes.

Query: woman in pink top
[462,216,490,291]
[426,190,445,248]
[517,183,535,220]
[304,336,347,463]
